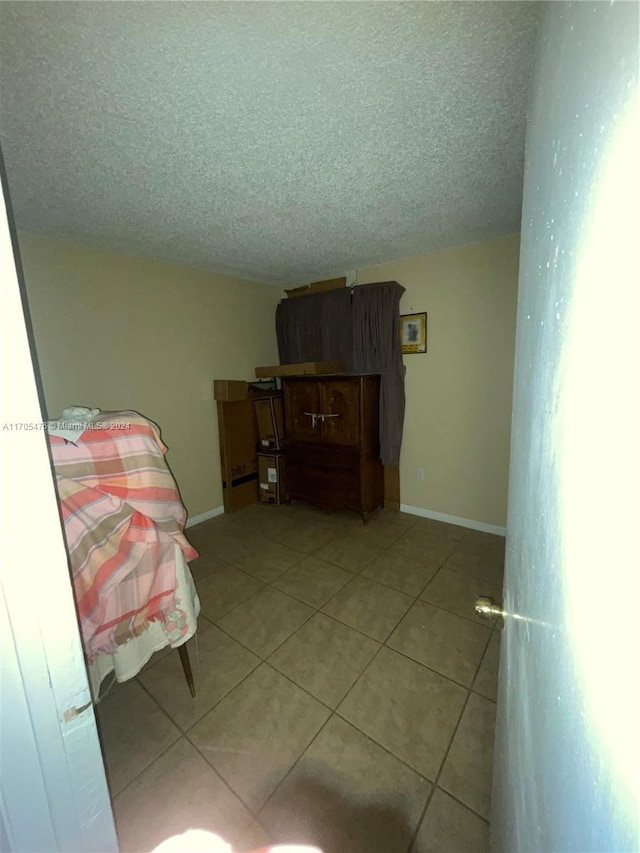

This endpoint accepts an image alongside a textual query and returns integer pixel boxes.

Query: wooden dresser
[283,375,384,521]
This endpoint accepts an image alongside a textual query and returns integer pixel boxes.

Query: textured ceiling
[0,2,540,285]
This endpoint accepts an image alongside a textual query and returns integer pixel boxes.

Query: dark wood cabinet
[283,375,384,520]
[319,379,361,447]
[283,380,320,443]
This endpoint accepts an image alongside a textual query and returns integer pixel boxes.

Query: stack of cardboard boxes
[213,380,287,511]
[253,395,287,505]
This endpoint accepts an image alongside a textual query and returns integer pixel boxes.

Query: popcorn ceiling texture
[0,2,540,285]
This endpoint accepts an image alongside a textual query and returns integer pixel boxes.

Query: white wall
[493,2,639,850]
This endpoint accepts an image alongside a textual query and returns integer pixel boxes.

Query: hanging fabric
[275,280,405,466]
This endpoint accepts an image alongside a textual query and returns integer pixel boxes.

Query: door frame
[0,162,117,852]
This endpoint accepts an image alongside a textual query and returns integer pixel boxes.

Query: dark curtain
[351,281,405,466]
[276,288,354,366]
[275,280,405,466]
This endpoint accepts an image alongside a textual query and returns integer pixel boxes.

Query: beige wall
[17,231,281,518]
[18,230,519,526]
[358,233,520,527]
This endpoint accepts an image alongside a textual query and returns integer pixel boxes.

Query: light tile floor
[96,503,502,853]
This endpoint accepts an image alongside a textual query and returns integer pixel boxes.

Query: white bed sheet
[88,545,200,698]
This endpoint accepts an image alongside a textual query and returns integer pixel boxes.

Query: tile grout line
[254,703,438,833]
[319,569,414,616]
[108,725,183,804]
[252,710,337,826]
[212,598,320,672]
[208,584,268,625]
[269,570,355,610]
[195,520,335,561]
[182,726,263,820]
[144,569,335,743]
[281,589,492,696]
[404,698,471,853]
[261,660,343,716]
[471,628,497,684]
[434,787,492,827]
[122,509,501,844]
[241,518,447,820]
[200,589,265,629]
[253,625,491,774]
[176,637,442,824]
[404,623,497,851]
[198,522,501,621]
[210,563,495,698]
[174,601,346,822]
[183,599,498,813]
[330,705,437,786]
[201,556,498,636]
[193,516,501,710]
[268,546,382,578]
[324,641,441,782]
[181,576,352,821]
[226,514,415,554]
[306,607,385,646]
[380,636,491,694]
[327,639,490,792]
[468,624,500,702]
[194,508,498,569]
[144,644,264,736]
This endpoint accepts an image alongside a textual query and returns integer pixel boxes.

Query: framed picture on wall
[400,312,427,354]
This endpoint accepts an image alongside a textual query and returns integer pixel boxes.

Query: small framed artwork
[400,312,427,354]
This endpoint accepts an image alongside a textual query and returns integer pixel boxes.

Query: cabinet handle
[304,411,321,428]
[303,412,340,428]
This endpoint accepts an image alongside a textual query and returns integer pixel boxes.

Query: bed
[48,408,201,700]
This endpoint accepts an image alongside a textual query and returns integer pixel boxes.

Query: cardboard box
[255,361,344,378]
[258,452,287,504]
[285,276,347,299]
[216,386,278,513]
[213,379,248,402]
[217,400,257,513]
[254,395,285,450]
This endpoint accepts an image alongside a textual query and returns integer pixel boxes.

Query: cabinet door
[284,381,320,443]
[320,379,361,447]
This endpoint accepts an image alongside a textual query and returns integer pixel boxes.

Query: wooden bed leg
[178,643,196,698]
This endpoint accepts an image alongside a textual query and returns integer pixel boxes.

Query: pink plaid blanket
[49,411,198,659]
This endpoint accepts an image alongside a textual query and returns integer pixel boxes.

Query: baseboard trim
[185,502,506,536]
[400,504,507,537]
[185,506,225,528]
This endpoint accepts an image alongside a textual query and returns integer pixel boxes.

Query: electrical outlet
[416,468,424,480]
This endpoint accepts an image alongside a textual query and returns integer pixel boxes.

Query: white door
[492,3,638,851]
[0,169,118,850]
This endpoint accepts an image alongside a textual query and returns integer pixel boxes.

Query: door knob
[475,596,506,628]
